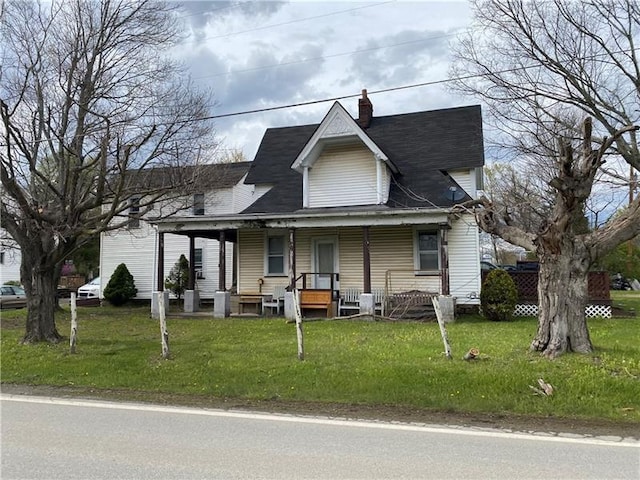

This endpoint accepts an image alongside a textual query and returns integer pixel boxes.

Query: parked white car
[77,277,100,298]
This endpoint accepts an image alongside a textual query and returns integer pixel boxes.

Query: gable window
[265,233,287,276]
[194,247,204,279]
[128,197,140,229]
[193,193,205,215]
[415,231,439,272]
[0,251,4,264]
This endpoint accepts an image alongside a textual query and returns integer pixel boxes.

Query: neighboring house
[100,162,252,300]
[154,91,485,316]
[0,229,22,285]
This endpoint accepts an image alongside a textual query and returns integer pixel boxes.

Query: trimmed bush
[103,263,137,306]
[480,269,518,321]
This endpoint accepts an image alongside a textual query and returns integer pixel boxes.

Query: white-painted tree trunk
[158,293,170,359]
[293,289,304,361]
[69,293,78,354]
[432,297,452,360]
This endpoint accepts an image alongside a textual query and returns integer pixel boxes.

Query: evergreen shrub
[480,269,518,321]
[103,263,137,306]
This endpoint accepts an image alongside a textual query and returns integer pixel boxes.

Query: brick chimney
[358,89,373,128]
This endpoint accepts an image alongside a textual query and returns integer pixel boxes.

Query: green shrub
[165,254,189,300]
[103,263,137,306]
[480,269,518,321]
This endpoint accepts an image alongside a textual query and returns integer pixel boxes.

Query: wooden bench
[299,289,333,317]
[239,294,263,314]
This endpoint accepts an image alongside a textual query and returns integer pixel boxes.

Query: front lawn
[1,294,638,426]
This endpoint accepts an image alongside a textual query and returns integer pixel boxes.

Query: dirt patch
[2,383,637,440]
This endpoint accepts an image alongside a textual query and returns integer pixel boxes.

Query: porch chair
[262,285,287,316]
[373,288,386,316]
[338,287,362,316]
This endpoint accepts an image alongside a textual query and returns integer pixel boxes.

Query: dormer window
[193,193,204,215]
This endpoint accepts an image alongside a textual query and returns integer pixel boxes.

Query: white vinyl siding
[308,144,380,208]
[0,232,21,285]
[370,226,440,293]
[237,229,265,293]
[448,215,481,305]
[448,169,475,198]
[236,226,443,296]
[232,179,270,213]
[101,219,233,299]
[236,222,480,301]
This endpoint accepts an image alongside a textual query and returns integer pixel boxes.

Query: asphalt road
[1,394,638,480]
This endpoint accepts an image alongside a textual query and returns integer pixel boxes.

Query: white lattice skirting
[514,304,612,318]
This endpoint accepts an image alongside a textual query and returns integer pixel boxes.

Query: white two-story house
[153,90,486,316]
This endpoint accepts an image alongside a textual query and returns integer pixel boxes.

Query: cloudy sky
[173,0,475,160]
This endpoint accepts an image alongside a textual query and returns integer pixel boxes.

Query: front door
[313,237,338,290]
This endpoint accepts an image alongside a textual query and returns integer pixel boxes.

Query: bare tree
[451,0,640,357]
[0,1,218,343]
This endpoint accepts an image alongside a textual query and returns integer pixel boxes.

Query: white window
[194,247,204,279]
[415,231,439,271]
[193,193,205,215]
[265,233,287,276]
[128,197,140,229]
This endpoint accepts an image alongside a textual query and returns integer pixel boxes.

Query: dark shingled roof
[242,105,484,214]
[121,161,251,189]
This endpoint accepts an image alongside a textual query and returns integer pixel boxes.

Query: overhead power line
[192,1,395,42]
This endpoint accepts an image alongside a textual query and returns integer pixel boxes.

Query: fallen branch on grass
[529,378,554,396]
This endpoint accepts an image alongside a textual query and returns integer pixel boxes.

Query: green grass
[1,293,638,424]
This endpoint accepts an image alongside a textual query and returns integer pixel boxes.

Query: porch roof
[153,205,452,236]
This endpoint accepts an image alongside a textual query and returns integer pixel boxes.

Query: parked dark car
[480,261,498,271]
[516,261,539,271]
[0,285,27,309]
[611,273,632,291]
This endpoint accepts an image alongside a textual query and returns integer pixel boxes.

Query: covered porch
[152,208,465,319]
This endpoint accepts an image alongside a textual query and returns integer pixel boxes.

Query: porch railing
[293,272,339,295]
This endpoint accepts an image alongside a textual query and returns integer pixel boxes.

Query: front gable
[241,99,484,215]
[291,102,396,208]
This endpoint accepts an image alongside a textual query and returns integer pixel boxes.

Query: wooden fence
[482,271,610,304]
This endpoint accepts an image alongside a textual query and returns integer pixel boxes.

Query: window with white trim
[265,233,287,275]
[194,248,204,279]
[193,193,205,215]
[128,197,140,229]
[415,231,439,271]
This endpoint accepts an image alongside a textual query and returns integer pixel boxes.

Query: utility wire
[192,1,395,41]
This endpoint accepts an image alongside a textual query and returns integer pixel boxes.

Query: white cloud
[174,1,474,160]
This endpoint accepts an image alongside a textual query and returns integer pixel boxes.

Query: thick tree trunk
[530,257,592,358]
[20,247,63,344]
